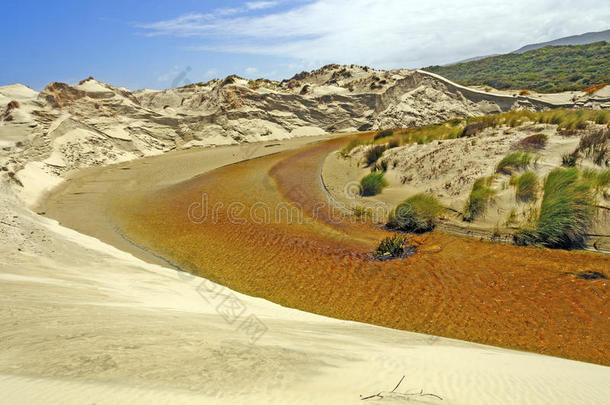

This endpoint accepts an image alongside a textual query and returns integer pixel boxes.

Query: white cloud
[138,0,610,68]
[246,1,278,10]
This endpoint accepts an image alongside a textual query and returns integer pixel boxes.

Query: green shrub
[364,144,387,166]
[514,168,595,249]
[513,171,538,201]
[496,151,534,174]
[359,172,388,196]
[463,176,496,221]
[374,234,416,259]
[387,193,444,233]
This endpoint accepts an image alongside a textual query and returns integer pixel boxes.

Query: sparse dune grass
[370,109,607,152]
[463,176,496,221]
[387,193,444,233]
[581,168,610,192]
[512,171,538,201]
[339,138,364,157]
[364,144,387,166]
[514,168,595,249]
[359,171,388,196]
[496,151,534,174]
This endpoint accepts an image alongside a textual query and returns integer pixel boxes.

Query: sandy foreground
[1,137,609,404]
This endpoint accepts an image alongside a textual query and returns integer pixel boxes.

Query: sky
[1,0,609,90]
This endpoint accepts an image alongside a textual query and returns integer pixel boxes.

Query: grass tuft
[514,168,595,249]
[496,151,534,174]
[359,172,388,196]
[387,193,444,233]
[463,176,496,221]
[513,171,538,201]
[364,144,387,166]
[373,234,416,260]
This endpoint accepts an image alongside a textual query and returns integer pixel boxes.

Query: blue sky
[2,0,609,90]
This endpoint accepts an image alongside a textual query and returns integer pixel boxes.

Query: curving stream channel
[43,134,610,366]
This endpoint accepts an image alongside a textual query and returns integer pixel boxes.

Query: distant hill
[513,29,610,53]
[423,41,610,93]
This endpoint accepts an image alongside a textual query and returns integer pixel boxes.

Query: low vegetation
[496,151,534,174]
[581,168,610,193]
[514,168,595,249]
[577,128,609,166]
[373,234,416,260]
[339,138,363,157]
[423,41,610,93]
[364,144,387,166]
[463,176,496,221]
[359,172,388,196]
[518,133,548,150]
[387,193,444,233]
[512,171,538,201]
[369,109,606,153]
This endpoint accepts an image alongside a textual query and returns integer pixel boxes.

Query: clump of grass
[514,168,595,249]
[496,151,534,174]
[581,168,610,192]
[512,171,538,201]
[463,176,496,221]
[364,144,387,166]
[359,172,388,196]
[372,159,389,172]
[339,138,363,157]
[562,150,579,167]
[373,234,416,260]
[594,111,609,125]
[387,193,444,233]
[518,134,548,150]
[578,128,608,166]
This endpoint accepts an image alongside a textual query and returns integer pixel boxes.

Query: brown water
[110,136,609,365]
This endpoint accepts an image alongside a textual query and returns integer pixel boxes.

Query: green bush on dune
[359,171,388,196]
[514,168,595,249]
[463,176,496,222]
[387,193,444,233]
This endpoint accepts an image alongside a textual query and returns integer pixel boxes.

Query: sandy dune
[1,137,608,404]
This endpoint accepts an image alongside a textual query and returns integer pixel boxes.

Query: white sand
[1,138,609,404]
